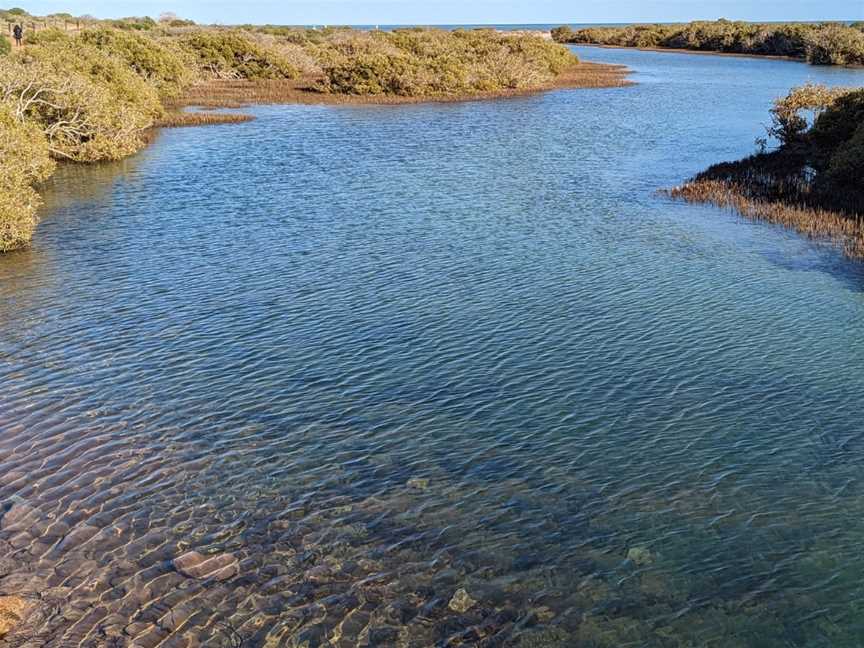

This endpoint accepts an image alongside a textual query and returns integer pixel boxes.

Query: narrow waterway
[1,47,863,647]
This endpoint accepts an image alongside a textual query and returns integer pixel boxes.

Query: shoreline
[666,179,864,260]
[571,42,807,63]
[169,62,633,110]
[30,60,632,246]
[571,43,864,68]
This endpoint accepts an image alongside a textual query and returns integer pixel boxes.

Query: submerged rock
[407,477,430,491]
[57,524,100,551]
[304,564,336,584]
[0,595,34,638]
[533,605,556,622]
[449,588,477,613]
[626,547,654,567]
[173,551,239,581]
[0,501,40,533]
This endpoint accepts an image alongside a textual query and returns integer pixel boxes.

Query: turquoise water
[1,48,864,647]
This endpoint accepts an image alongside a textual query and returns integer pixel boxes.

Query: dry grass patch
[155,111,255,127]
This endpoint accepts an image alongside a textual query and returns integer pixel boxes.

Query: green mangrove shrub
[178,30,298,79]
[313,29,578,96]
[803,23,864,65]
[2,40,160,161]
[0,23,180,251]
[767,83,850,146]
[809,89,864,182]
[79,28,195,96]
[763,84,864,195]
[552,19,864,66]
[679,85,864,219]
[825,123,864,186]
[0,105,55,251]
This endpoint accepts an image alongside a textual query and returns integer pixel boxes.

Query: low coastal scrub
[308,29,578,96]
[177,30,299,80]
[552,20,864,66]
[668,84,864,258]
[0,18,600,252]
[0,106,54,252]
[3,41,162,161]
[78,28,195,97]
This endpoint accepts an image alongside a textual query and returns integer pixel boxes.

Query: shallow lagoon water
[1,48,864,647]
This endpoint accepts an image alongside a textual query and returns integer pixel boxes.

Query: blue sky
[17,0,864,25]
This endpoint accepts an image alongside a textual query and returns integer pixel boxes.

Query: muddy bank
[170,63,632,110]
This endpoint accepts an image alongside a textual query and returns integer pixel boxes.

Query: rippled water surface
[2,48,864,648]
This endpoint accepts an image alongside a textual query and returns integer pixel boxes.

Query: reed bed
[667,179,864,259]
[155,112,255,127]
[666,84,864,260]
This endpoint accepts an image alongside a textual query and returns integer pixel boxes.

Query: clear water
[1,48,864,648]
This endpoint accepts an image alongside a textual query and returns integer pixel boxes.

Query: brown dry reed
[155,112,255,127]
[667,179,864,259]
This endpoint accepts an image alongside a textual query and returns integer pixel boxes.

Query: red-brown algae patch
[0,596,34,639]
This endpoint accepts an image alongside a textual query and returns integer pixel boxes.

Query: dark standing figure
[13,24,23,47]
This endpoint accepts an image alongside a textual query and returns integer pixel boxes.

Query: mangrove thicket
[670,84,864,258]
[0,17,590,252]
[552,20,864,66]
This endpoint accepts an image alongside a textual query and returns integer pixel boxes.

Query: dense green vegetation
[815,90,864,186]
[307,29,577,96]
[0,105,54,251]
[0,17,581,252]
[78,28,194,97]
[710,84,864,213]
[670,84,864,258]
[552,20,864,65]
[178,30,299,80]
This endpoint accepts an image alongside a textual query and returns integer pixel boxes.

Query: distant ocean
[298,21,858,31]
[307,24,633,31]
